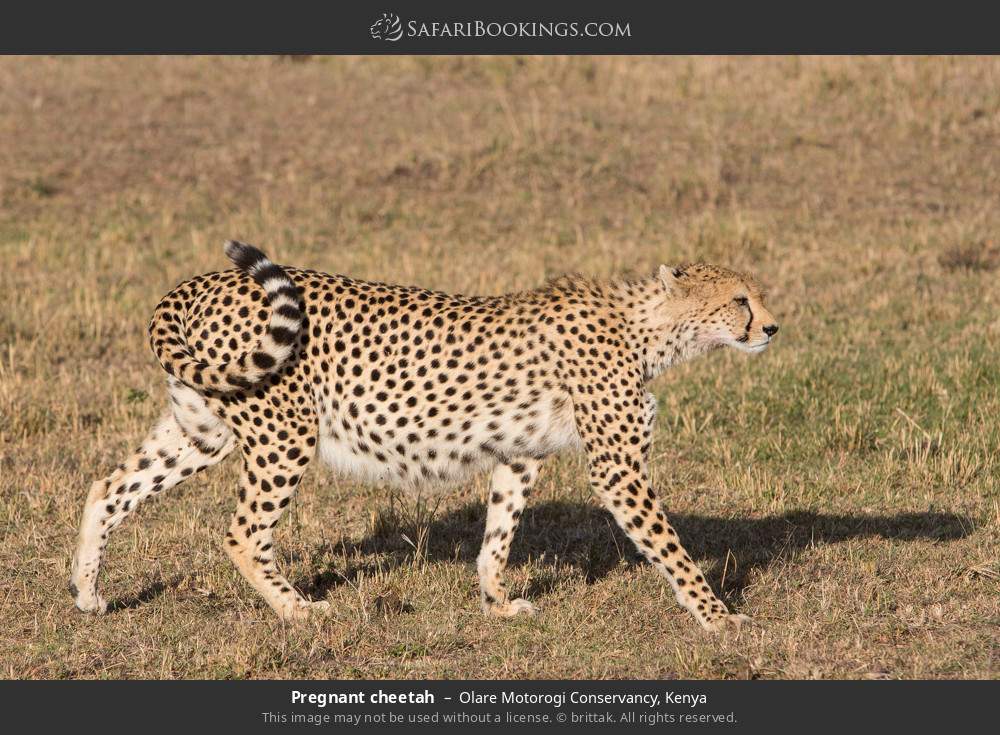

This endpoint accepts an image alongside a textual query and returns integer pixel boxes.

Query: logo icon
[370,12,403,41]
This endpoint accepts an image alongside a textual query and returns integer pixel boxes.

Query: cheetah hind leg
[70,410,234,613]
[478,459,540,618]
[222,437,329,622]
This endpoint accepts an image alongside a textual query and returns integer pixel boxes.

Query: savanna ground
[0,56,998,680]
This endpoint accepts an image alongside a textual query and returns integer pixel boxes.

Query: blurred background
[0,56,996,679]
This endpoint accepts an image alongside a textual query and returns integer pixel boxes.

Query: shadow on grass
[300,501,975,602]
[106,574,185,612]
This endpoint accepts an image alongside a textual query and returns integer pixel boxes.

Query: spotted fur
[71,244,778,631]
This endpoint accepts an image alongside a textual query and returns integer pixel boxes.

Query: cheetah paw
[703,612,751,634]
[71,584,108,615]
[484,598,537,618]
[280,599,331,622]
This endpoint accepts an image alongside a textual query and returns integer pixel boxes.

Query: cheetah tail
[147,241,302,392]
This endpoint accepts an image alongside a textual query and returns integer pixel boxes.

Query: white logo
[370,12,403,41]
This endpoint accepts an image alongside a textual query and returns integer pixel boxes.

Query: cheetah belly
[534,394,583,454]
[317,427,510,489]
[317,433,406,486]
[315,392,580,488]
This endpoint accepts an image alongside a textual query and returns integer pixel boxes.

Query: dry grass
[0,56,998,680]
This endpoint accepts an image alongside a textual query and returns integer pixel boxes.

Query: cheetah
[70,241,778,632]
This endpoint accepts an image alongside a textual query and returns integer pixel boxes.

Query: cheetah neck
[618,277,707,381]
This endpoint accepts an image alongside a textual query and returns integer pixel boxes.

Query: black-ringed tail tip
[146,241,303,392]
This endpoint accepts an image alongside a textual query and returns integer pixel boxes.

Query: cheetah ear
[658,264,685,293]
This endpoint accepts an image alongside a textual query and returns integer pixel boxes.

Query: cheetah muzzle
[70,242,779,633]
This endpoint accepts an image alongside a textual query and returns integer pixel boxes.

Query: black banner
[1,1,999,53]
[1,680,993,731]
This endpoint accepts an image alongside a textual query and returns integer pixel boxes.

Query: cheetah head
[659,263,779,355]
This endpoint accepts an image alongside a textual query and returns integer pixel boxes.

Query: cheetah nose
[763,324,779,337]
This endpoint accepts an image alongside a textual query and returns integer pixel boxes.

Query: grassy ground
[0,56,997,680]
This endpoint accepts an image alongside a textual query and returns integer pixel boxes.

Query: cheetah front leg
[573,381,748,633]
[590,470,748,633]
[478,458,540,617]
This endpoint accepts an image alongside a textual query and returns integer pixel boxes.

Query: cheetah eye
[733,296,749,307]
